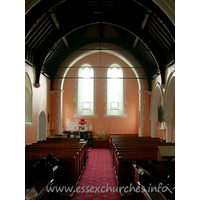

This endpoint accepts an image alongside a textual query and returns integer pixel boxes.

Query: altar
[92,138,109,148]
[77,131,93,147]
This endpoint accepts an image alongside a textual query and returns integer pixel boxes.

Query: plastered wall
[25,63,51,145]
[61,52,140,136]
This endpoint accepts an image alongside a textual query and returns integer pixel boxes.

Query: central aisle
[72,148,121,199]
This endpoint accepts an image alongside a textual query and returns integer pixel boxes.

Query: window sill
[104,114,127,118]
[25,122,33,126]
[74,113,97,118]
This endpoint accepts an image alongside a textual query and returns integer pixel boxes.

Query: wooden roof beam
[62,36,69,48]
[50,12,60,30]
[49,11,69,48]
[133,13,150,48]
[141,13,150,30]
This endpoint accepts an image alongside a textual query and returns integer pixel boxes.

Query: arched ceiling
[25,0,175,90]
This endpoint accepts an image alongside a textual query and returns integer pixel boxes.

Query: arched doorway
[38,111,47,141]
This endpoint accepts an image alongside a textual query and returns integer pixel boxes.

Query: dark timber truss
[25,0,175,90]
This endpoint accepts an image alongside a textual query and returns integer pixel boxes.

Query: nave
[70,148,121,200]
[25,135,175,200]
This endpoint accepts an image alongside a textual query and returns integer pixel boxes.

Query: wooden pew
[109,135,162,161]
[110,135,174,165]
[25,154,59,199]
[133,161,175,200]
[25,138,88,195]
[109,134,175,197]
[25,179,55,200]
[26,151,80,183]
[26,139,88,172]
[115,149,158,178]
[26,145,85,174]
[117,155,158,188]
[46,137,80,143]
[113,143,174,173]
[112,143,169,172]
[25,154,59,200]
[26,145,86,177]
[25,153,77,190]
[34,138,89,165]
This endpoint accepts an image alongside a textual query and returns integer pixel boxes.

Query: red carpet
[72,148,121,200]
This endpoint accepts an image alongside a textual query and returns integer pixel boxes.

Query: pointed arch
[163,71,175,119]
[53,46,148,136]
[56,49,144,92]
[163,71,175,142]
[150,82,163,137]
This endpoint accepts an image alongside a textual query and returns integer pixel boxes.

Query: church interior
[24,0,178,199]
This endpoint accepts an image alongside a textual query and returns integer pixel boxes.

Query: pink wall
[25,54,174,143]
[62,52,139,136]
[142,92,151,136]
[50,91,60,136]
[25,63,51,145]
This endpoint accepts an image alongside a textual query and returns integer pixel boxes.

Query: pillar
[57,90,63,134]
[166,120,173,142]
[151,120,158,138]
[51,89,63,134]
[139,90,151,137]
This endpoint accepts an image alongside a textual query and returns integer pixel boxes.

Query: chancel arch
[53,47,149,136]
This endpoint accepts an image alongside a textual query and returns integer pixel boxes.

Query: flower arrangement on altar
[98,130,105,139]
[79,119,87,125]
[78,119,87,131]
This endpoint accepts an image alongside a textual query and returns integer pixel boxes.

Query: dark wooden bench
[25,154,59,196]
[109,135,162,160]
[25,178,55,200]
[26,145,86,172]
[25,152,77,190]
[32,139,89,164]
[26,139,88,170]
[109,134,175,197]
[25,138,88,195]
[133,161,175,200]
[46,137,80,143]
